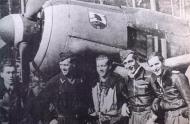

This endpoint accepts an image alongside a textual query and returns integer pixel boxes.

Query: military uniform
[21,88,50,124]
[42,73,90,124]
[92,72,124,124]
[150,67,190,124]
[0,78,24,124]
[120,66,156,124]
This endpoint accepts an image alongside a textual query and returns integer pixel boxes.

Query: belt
[130,106,151,112]
[165,107,188,118]
[57,114,79,119]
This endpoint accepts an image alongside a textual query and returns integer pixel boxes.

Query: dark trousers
[86,116,127,124]
[57,116,86,124]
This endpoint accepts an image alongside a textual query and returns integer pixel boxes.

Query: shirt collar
[151,66,171,82]
[99,72,116,89]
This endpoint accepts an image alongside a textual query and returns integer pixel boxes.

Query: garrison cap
[59,52,76,62]
[119,50,135,62]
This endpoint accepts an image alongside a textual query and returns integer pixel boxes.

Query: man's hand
[88,108,94,114]
[152,98,160,112]
[49,119,58,124]
[121,103,130,117]
[3,93,10,104]
[49,103,55,112]
[103,110,118,116]
[90,112,98,116]
[146,113,157,124]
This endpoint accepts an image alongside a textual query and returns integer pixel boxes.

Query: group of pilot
[0,49,190,124]
[0,0,190,124]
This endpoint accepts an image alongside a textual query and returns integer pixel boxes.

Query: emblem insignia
[89,12,107,29]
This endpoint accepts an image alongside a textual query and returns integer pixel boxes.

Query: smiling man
[42,52,90,124]
[119,50,157,124]
[91,54,124,124]
[59,53,76,78]
[148,52,190,124]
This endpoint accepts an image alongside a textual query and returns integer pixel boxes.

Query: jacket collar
[151,66,171,82]
[59,73,77,85]
[128,66,145,80]
[98,72,116,89]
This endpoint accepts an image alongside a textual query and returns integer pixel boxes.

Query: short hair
[0,58,15,72]
[148,52,164,62]
[120,50,138,62]
[96,54,112,66]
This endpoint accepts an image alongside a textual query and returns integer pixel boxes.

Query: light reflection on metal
[150,0,156,11]
[132,0,136,8]
[154,36,159,52]
[8,0,12,14]
[161,38,167,59]
[20,0,26,14]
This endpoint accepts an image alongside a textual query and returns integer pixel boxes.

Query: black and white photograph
[0,0,190,124]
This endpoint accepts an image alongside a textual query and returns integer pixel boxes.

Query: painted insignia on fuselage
[89,12,107,29]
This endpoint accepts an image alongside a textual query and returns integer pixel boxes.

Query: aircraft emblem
[89,12,107,29]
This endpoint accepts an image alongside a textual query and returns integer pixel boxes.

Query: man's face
[122,54,139,75]
[0,66,16,85]
[96,58,111,78]
[59,58,74,76]
[148,56,163,76]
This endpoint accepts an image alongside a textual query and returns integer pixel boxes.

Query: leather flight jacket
[150,67,190,119]
[121,67,155,112]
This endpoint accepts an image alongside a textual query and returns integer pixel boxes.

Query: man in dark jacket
[148,52,190,124]
[42,52,90,124]
[21,76,48,124]
[119,50,157,124]
[0,59,24,124]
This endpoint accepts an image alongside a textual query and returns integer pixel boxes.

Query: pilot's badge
[89,12,107,29]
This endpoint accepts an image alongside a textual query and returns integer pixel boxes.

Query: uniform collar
[59,73,81,85]
[59,73,71,84]
[128,66,145,80]
[98,72,116,89]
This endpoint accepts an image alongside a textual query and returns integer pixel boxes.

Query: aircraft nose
[0,15,15,45]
